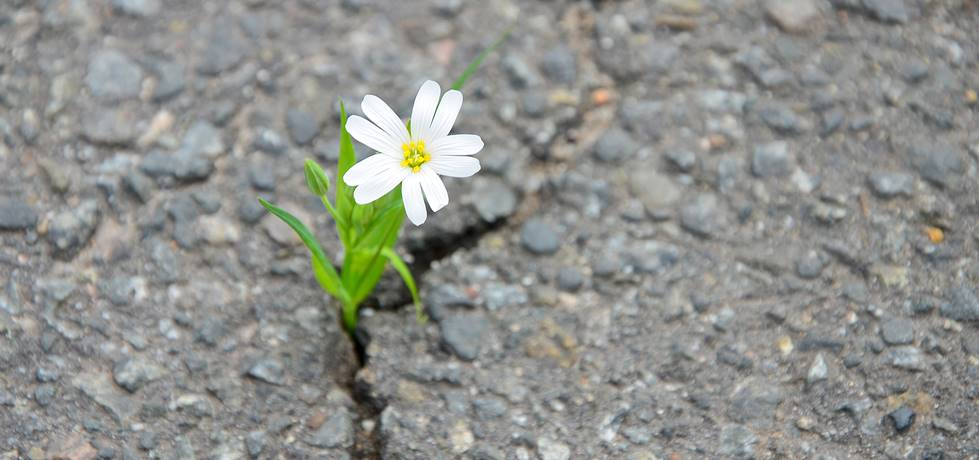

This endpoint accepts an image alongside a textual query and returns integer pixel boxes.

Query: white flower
[342,80,483,226]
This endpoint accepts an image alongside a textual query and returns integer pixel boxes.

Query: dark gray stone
[0,199,37,230]
[540,46,576,85]
[248,358,286,385]
[752,142,794,177]
[123,172,155,203]
[472,177,517,223]
[728,379,783,428]
[113,358,165,392]
[34,384,56,407]
[253,128,288,155]
[680,194,719,238]
[82,108,137,146]
[665,150,697,173]
[111,0,160,17]
[593,128,638,163]
[520,218,560,255]
[149,58,185,102]
[796,250,827,279]
[306,409,353,448]
[86,49,144,102]
[48,200,100,254]
[757,102,807,134]
[719,425,757,459]
[880,318,914,345]
[197,19,247,75]
[285,109,320,145]
[440,313,488,361]
[556,267,584,292]
[868,172,914,198]
[245,430,265,458]
[940,286,979,321]
[861,0,909,24]
[887,406,915,433]
[909,142,963,188]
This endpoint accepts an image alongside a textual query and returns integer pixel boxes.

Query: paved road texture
[1,0,979,458]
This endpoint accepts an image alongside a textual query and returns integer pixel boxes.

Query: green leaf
[311,255,343,298]
[451,24,514,91]
[335,100,357,245]
[347,208,405,304]
[304,158,331,197]
[259,198,349,304]
[381,247,426,323]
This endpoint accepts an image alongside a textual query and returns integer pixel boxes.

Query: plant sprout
[259,29,510,333]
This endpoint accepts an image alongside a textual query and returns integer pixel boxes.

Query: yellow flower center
[401,140,431,173]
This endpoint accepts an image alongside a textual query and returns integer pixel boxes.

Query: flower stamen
[400,140,431,173]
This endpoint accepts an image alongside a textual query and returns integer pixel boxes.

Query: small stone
[74,372,138,423]
[680,194,719,238]
[472,177,517,223]
[765,0,821,33]
[181,121,224,158]
[245,431,265,458]
[909,142,963,188]
[886,346,925,371]
[719,425,757,458]
[253,128,289,155]
[48,200,100,254]
[36,367,60,383]
[113,358,165,392]
[796,250,826,279]
[198,216,241,245]
[285,109,320,145]
[628,170,680,217]
[138,432,157,450]
[887,406,915,433]
[540,46,576,84]
[197,19,247,75]
[111,0,161,17]
[861,0,909,24]
[248,358,286,385]
[82,108,137,146]
[940,286,979,321]
[149,59,185,102]
[880,318,914,345]
[593,128,638,163]
[520,218,560,255]
[728,379,783,428]
[796,416,816,431]
[86,49,143,102]
[810,202,847,225]
[34,384,56,406]
[556,267,584,292]
[806,353,828,384]
[868,172,914,198]
[502,55,539,89]
[665,149,697,173]
[440,313,488,361]
[931,417,959,434]
[20,109,40,144]
[752,142,794,177]
[0,199,38,230]
[306,409,353,448]
[123,172,155,203]
[536,438,571,460]
[757,102,807,134]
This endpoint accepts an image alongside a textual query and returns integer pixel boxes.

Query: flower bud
[304,159,331,197]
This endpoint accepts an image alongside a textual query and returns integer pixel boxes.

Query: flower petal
[418,167,449,212]
[342,154,402,186]
[402,173,427,226]
[410,80,440,142]
[353,167,408,205]
[362,95,410,147]
[429,155,481,178]
[429,90,463,140]
[430,134,484,156]
[346,115,402,158]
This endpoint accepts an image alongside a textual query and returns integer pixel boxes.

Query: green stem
[341,300,359,334]
[321,196,350,247]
